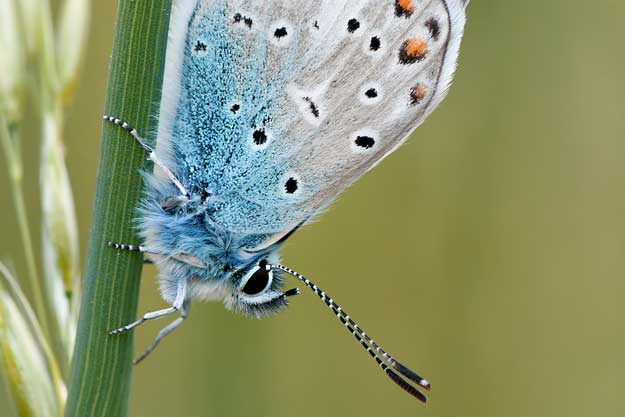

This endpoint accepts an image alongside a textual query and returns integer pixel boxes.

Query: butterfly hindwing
[158,0,467,235]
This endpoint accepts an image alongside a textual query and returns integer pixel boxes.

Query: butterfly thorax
[137,180,289,316]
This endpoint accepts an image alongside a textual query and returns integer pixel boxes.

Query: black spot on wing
[253,129,267,145]
[355,136,375,149]
[365,88,378,99]
[425,18,441,41]
[304,97,320,118]
[369,36,381,51]
[274,27,288,38]
[194,41,207,52]
[347,18,361,33]
[233,13,253,28]
[285,178,298,194]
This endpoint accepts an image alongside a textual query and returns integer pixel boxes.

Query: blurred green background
[2,1,625,416]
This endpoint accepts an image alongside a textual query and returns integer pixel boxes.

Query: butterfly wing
[157,0,467,235]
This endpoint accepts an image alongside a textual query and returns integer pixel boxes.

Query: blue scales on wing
[157,0,467,237]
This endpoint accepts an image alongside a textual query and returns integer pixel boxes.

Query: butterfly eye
[241,261,273,296]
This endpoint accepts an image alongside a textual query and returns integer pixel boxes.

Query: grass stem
[63,1,172,416]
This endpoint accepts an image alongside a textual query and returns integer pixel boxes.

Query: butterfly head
[224,257,300,319]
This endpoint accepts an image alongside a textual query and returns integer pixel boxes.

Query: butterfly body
[136,175,288,316]
[107,0,467,401]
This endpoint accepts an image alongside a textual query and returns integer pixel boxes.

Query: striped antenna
[271,263,431,403]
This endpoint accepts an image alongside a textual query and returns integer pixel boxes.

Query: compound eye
[242,261,272,296]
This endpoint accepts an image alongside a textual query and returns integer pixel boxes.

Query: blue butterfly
[106,0,467,403]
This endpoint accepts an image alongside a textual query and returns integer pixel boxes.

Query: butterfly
[105,0,467,403]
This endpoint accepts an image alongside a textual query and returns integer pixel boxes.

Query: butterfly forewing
[158,0,467,236]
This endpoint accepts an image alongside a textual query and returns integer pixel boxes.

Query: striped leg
[107,242,159,264]
[106,241,149,253]
[103,115,190,198]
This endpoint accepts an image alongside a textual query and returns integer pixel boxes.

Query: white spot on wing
[288,80,331,127]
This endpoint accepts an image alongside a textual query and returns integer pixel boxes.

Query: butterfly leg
[103,115,189,198]
[133,298,191,365]
[106,241,151,253]
[107,241,159,264]
[110,306,178,335]
[110,277,188,335]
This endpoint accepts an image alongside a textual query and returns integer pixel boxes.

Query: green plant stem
[0,115,51,340]
[64,1,172,416]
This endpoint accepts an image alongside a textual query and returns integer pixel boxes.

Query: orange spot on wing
[406,38,427,57]
[399,0,414,12]
[395,0,415,17]
[410,83,427,105]
[399,38,428,64]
